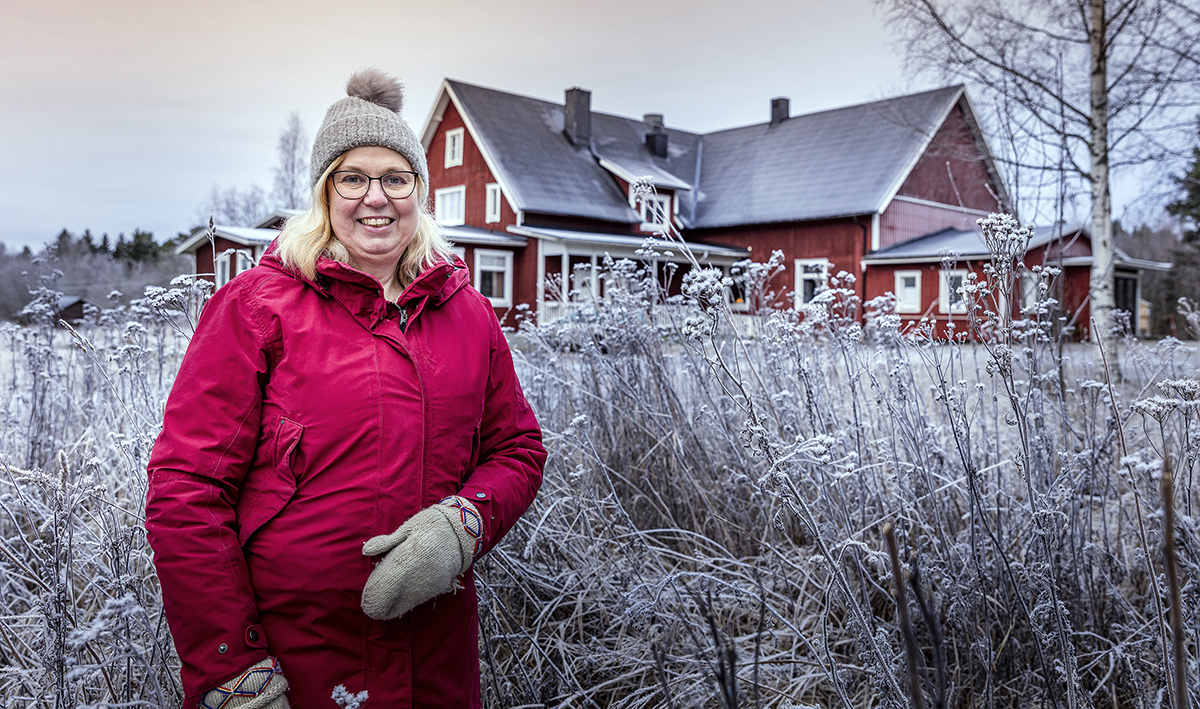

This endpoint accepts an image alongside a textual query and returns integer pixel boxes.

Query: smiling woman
[325,146,421,300]
[144,68,546,709]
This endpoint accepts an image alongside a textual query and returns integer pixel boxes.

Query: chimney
[643,113,668,158]
[771,97,790,125]
[564,87,592,147]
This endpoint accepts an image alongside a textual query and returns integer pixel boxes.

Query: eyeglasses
[329,170,419,200]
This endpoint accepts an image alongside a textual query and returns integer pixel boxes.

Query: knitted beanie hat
[310,68,429,190]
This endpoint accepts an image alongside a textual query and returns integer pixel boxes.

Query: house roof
[862,223,1173,271]
[422,80,987,230]
[254,209,303,229]
[428,81,647,225]
[694,86,966,227]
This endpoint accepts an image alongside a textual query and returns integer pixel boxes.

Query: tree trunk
[1089,0,1115,342]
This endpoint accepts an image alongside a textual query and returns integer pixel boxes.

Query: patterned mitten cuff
[201,656,290,709]
[438,495,485,568]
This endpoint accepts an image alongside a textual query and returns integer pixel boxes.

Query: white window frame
[1020,270,1038,312]
[444,128,464,168]
[638,193,671,231]
[939,269,969,314]
[794,258,830,307]
[215,252,231,288]
[485,183,501,223]
[894,270,922,314]
[474,249,513,308]
[236,250,253,275]
[434,185,466,226]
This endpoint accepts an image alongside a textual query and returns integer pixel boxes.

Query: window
[894,270,922,313]
[474,249,513,307]
[639,193,671,231]
[435,185,466,226]
[794,259,830,306]
[236,251,253,275]
[444,128,464,168]
[485,183,502,223]
[1020,271,1038,313]
[939,269,968,314]
[215,252,231,288]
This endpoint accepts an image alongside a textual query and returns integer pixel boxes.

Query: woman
[146,68,546,709]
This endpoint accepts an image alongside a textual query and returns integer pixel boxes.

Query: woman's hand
[201,656,290,709]
[360,496,483,620]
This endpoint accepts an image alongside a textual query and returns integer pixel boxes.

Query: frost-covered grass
[1,215,1198,708]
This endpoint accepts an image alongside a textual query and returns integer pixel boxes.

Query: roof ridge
[699,84,963,138]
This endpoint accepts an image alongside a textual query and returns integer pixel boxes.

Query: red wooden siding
[693,217,868,307]
[862,244,1094,341]
[426,101,537,326]
[863,261,983,338]
[878,200,984,251]
[194,237,256,282]
[896,103,1003,213]
[425,102,518,231]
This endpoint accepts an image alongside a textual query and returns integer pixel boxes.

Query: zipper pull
[398,305,408,333]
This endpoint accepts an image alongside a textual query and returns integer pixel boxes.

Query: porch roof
[442,224,527,247]
[862,223,1172,271]
[507,225,749,261]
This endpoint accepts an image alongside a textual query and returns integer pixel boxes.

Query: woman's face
[327,145,420,274]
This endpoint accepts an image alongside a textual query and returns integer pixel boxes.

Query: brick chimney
[771,97,790,125]
[564,87,592,147]
[643,113,668,158]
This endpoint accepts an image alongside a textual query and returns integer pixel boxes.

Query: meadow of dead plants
[1,214,1198,708]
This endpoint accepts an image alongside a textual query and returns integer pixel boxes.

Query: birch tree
[272,112,310,211]
[879,0,1200,340]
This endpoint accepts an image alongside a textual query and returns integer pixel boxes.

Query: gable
[425,80,639,225]
[690,86,966,228]
[896,101,1006,212]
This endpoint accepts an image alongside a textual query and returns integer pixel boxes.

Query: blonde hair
[274,153,454,286]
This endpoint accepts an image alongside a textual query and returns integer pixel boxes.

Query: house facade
[418,80,1019,328]
[180,79,1164,338]
[862,225,1168,339]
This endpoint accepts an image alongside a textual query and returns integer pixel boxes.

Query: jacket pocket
[236,417,304,546]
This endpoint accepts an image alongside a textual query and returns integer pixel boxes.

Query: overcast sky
[0,0,933,251]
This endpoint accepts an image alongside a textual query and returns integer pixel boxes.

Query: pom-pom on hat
[310,68,429,190]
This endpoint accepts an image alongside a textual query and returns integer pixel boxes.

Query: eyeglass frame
[328,170,420,200]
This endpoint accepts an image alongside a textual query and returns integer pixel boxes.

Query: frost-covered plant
[3,206,1199,709]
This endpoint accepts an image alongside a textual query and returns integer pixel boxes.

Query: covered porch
[507,225,752,327]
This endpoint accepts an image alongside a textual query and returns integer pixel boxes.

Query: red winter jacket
[145,245,545,708]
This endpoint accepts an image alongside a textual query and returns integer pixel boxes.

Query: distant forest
[0,219,1193,335]
[0,228,191,320]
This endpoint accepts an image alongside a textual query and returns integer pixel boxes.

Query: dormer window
[485,183,502,223]
[639,193,671,231]
[444,128,464,168]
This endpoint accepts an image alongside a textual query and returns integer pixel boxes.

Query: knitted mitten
[360,496,483,620]
[200,656,290,709]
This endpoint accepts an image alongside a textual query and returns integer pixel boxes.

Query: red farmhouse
[180,80,1165,337]
[418,80,1012,324]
